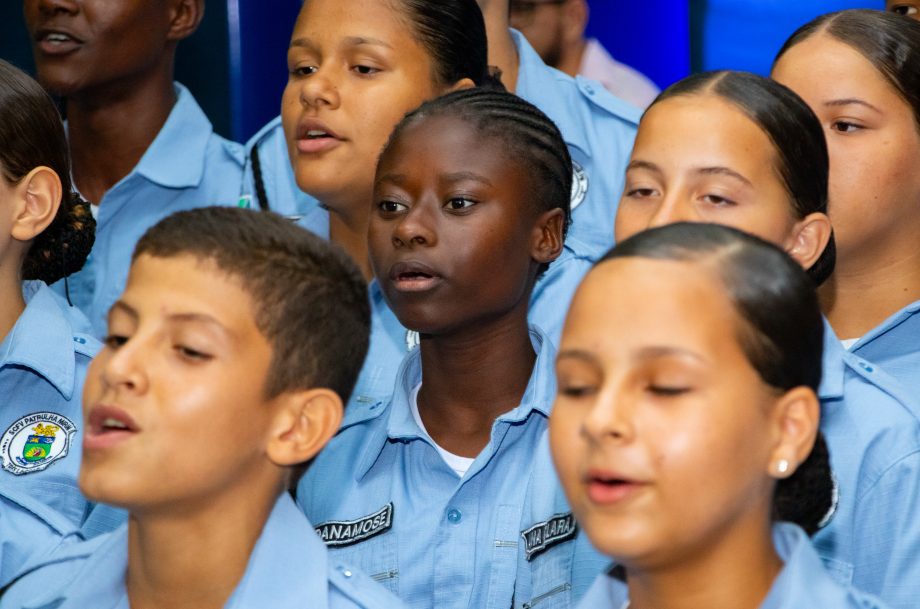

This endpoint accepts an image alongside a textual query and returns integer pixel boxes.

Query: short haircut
[601,222,833,535]
[133,207,370,405]
[650,70,835,286]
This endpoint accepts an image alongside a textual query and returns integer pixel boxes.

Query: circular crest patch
[570,161,589,211]
[1,412,76,476]
[405,330,420,351]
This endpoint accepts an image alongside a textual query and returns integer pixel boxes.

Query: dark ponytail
[0,59,94,284]
[601,222,835,534]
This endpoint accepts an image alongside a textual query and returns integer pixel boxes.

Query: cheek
[614,203,648,242]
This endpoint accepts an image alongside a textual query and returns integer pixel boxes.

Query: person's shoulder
[327,561,407,609]
[841,350,920,423]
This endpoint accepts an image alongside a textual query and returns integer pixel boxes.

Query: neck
[821,236,920,340]
[327,203,373,281]
[66,63,177,204]
[479,1,520,91]
[417,297,535,457]
[557,38,587,79]
[0,263,25,343]
[126,480,280,609]
[628,515,780,609]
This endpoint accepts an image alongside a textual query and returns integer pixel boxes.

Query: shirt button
[447,508,462,524]
[337,566,353,578]
[858,361,874,373]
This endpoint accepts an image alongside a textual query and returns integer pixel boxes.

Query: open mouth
[389,262,443,292]
[35,30,83,54]
[84,406,138,451]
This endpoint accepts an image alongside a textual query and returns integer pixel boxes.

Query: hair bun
[22,191,96,285]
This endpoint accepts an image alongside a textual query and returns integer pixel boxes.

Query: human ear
[10,167,62,243]
[785,212,832,272]
[166,0,204,42]
[266,388,343,468]
[446,78,476,94]
[766,386,820,479]
[531,208,565,265]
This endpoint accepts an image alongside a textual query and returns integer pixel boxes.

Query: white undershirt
[840,338,860,350]
[410,384,475,478]
[90,203,99,219]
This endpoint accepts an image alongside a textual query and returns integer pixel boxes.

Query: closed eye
[104,334,128,349]
[648,385,690,396]
[175,346,212,361]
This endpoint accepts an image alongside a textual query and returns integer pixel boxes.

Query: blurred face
[550,258,780,566]
[615,94,800,249]
[80,254,278,513]
[888,1,920,20]
[772,35,920,261]
[369,115,553,334]
[510,0,567,68]
[281,0,445,210]
[23,0,175,97]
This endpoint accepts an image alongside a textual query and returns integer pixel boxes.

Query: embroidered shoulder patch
[521,512,578,561]
[1,412,77,476]
[316,503,394,548]
[570,161,589,211]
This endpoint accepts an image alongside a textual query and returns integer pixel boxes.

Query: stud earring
[775,459,790,475]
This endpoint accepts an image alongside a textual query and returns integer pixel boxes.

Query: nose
[98,336,149,396]
[35,0,79,16]
[298,68,341,110]
[581,387,635,444]
[392,204,437,249]
[647,193,697,230]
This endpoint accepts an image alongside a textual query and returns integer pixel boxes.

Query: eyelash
[560,385,598,398]
[647,385,690,397]
[830,120,864,134]
[104,334,128,349]
[445,197,477,211]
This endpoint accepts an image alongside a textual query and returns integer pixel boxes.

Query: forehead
[295,0,418,47]
[122,255,260,336]
[773,34,903,106]
[563,257,744,360]
[380,114,528,181]
[634,94,779,178]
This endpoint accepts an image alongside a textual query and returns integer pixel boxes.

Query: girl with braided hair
[0,59,100,584]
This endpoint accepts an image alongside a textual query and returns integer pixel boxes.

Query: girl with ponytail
[0,59,100,584]
[550,223,887,609]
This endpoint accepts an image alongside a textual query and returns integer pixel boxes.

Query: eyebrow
[289,36,393,50]
[633,346,706,364]
[557,349,602,365]
[108,300,138,322]
[824,98,882,114]
[627,160,753,188]
[375,171,494,188]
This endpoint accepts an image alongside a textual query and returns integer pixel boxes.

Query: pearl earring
[776,459,790,475]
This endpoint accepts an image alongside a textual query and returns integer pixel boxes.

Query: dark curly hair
[0,59,94,285]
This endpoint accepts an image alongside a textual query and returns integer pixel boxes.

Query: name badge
[316,503,394,548]
[521,512,578,561]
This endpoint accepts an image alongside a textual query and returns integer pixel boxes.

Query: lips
[584,469,648,505]
[83,405,139,452]
[295,119,344,154]
[388,260,443,293]
[34,28,84,56]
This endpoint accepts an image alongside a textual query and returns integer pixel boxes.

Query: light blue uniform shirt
[0,486,80,588]
[850,300,920,402]
[297,327,607,609]
[52,84,245,337]
[815,322,920,609]
[575,523,890,609]
[0,282,99,527]
[0,494,405,609]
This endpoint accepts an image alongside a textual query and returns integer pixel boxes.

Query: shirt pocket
[520,513,577,609]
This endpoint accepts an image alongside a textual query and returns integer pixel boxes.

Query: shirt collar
[133,83,214,188]
[1,282,77,399]
[853,298,920,350]
[510,29,589,156]
[226,494,329,609]
[353,326,557,480]
[760,522,846,609]
[818,318,845,401]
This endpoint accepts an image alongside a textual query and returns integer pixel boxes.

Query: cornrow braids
[387,88,573,242]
